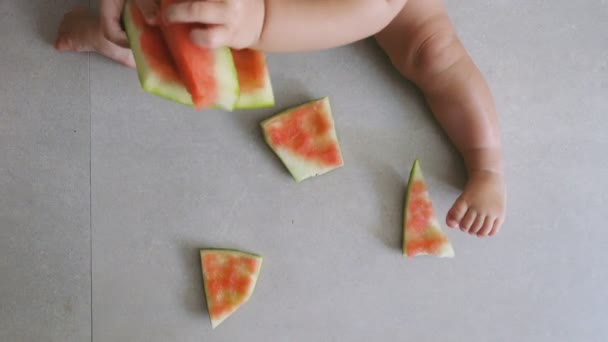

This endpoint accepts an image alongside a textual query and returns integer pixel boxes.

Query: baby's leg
[55,7,135,67]
[376,0,506,237]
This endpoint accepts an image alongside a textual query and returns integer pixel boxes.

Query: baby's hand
[163,0,265,49]
[446,170,506,237]
[100,0,159,47]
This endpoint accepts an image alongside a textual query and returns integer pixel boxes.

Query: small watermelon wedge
[261,97,344,182]
[200,249,263,329]
[232,49,274,109]
[403,160,454,258]
[123,0,193,105]
[159,0,239,110]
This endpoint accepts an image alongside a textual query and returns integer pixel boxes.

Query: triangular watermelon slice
[403,160,454,258]
[123,0,193,105]
[232,49,274,109]
[158,0,239,111]
[261,97,344,182]
[200,249,263,329]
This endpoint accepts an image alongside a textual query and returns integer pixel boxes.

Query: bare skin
[375,0,506,237]
[55,0,506,237]
[54,7,135,67]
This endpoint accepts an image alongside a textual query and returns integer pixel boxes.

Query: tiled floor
[1,0,607,341]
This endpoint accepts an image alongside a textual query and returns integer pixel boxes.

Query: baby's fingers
[101,17,129,47]
[191,26,230,48]
[165,1,228,24]
[99,0,129,47]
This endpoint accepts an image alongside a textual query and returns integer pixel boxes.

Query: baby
[55,0,506,237]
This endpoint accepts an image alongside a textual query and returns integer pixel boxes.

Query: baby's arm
[376,0,506,237]
[254,0,407,51]
[164,0,407,51]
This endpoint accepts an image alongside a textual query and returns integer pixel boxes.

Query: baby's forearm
[253,0,407,52]
[377,1,502,174]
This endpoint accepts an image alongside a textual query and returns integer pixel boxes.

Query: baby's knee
[413,24,462,75]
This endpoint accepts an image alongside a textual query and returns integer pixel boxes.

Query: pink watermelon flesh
[232,49,274,108]
[160,0,222,109]
[261,97,343,182]
[403,160,454,258]
[200,249,263,329]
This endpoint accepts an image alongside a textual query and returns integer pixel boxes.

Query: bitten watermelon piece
[123,0,193,105]
[159,0,239,110]
[232,49,274,109]
[200,249,263,329]
[261,97,344,182]
[403,160,454,258]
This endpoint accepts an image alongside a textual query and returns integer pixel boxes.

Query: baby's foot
[446,170,506,237]
[54,7,135,68]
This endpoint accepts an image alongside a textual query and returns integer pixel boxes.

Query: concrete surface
[1,0,607,341]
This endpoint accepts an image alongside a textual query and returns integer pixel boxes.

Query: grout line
[88,0,93,340]
[89,57,94,342]
[89,51,93,342]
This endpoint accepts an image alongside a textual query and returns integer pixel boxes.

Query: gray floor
[1,0,607,341]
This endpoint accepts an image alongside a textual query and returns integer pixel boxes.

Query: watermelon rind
[199,249,263,329]
[403,159,455,258]
[234,52,275,109]
[123,0,193,106]
[211,47,240,111]
[260,97,343,182]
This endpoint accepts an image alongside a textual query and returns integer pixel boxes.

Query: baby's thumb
[136,0,160,25]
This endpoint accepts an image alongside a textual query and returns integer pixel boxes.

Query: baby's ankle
[462,146,503,175]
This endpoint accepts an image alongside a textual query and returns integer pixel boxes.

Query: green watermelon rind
[211,48,240,112]
[260,97,344,182]
[403,159,455,258]
[403,159,420,256]
[123,1,193,106]
[199,249,263,329]
[200,248,263,260]
[234,75,275,109]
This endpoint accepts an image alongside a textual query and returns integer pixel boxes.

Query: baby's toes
[459,209,477,232]
[477,217,494,237]
[54,35,71,51]
[58,8,85,32]
[447,197,468,228]
[489,218,503,236]
[469,215,486,235]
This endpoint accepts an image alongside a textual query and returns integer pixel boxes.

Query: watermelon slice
[123,0,273,110]
[159,0,239,110]
[403,160,454,258]
[232,49,274,108]
[261,97,344,182]
[200,249,263,329]
[123,0,193,105]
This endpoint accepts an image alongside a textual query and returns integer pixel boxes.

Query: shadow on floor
[178,240,208,318]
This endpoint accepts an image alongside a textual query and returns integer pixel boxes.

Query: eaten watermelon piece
[261,97,344,182]
[159,0,239,110]
[200,249,263,329]
[403,160,454,258]
[232,49,274,109]
[123,0,193,105]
